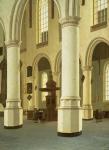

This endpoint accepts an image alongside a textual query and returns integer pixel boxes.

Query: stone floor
[0,117,109,150]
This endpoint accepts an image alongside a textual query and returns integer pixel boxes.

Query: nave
[0,117,109,150]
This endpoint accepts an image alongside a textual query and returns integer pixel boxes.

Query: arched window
[38,0,48,44]
[104,63,109,101]
[93,0,107,25]
[41,72,48,101]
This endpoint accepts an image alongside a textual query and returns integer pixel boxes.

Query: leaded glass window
[38,0,48,44]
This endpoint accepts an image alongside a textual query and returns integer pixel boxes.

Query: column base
[58,131,82,137]
[4,107,23,128]
[82,105,93,120]
[4,125,23,129]
[58,97,82,136]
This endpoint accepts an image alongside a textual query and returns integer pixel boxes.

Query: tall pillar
[58,17,82,137]
[4,40,23,128]
[82,66,93,120]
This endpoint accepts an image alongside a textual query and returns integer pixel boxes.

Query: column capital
[59,16,80,27]
[5,40,22,48]
[82,66,93,71]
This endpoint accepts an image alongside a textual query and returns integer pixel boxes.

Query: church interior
[0,0,109,149]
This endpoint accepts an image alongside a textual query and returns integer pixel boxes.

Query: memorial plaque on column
[27,83,32,94]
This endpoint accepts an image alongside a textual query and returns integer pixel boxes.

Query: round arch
[85,37,109,67]
[32,53,52,77]
[32,53,52,108]
[10,0,61,41]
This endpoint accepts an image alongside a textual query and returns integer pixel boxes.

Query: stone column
[58,17,82,137]
[82,66,93,120]
[4,40,23,128]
